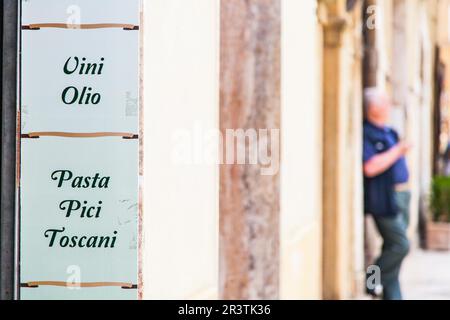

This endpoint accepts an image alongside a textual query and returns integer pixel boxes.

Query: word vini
[62,56,105,105]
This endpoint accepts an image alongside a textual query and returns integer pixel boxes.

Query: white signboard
[20,0,140,300]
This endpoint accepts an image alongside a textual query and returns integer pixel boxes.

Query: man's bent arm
[364,143,408,178]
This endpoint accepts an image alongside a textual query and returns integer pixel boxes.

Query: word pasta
[51,170,110,188]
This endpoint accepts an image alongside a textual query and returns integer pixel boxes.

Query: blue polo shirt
[363,122,409,184]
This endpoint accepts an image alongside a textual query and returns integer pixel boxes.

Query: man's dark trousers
[372,191,411,300]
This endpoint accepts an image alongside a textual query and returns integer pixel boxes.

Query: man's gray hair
[363,87,384,118]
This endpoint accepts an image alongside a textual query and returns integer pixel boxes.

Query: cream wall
[280,0,323,299]
[376,0,393,90]
[395,0,433,240]
[437,0,450,46]
[405,0,434,239]
[404,1,421,239]
[141,0,219,299]
[418,2,434,210]
[377,0,435,241]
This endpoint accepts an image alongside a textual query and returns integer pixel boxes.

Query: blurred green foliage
[430,176,450,223]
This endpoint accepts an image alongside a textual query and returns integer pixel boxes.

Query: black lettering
[51,170,73,188]
[63,56,79,75]
[59,200,80,218]
[62,86,78,105]
[44,227,65,247]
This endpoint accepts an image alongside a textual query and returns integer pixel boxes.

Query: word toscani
[45,227,118,249]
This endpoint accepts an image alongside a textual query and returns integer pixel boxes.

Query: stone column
[362,0,381,273]
[320,0,360,300]
[363,0,379,88]
[322,14,346,300]
[219,0,281,300]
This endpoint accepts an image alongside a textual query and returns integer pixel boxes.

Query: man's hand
[397,141,413,155]
[364,141,411,178]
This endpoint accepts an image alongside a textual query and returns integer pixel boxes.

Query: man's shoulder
[363,121,380,139]
[385,126,399,139]
[364,122,398,138]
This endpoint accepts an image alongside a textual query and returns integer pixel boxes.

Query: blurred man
[363,88,411,300]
